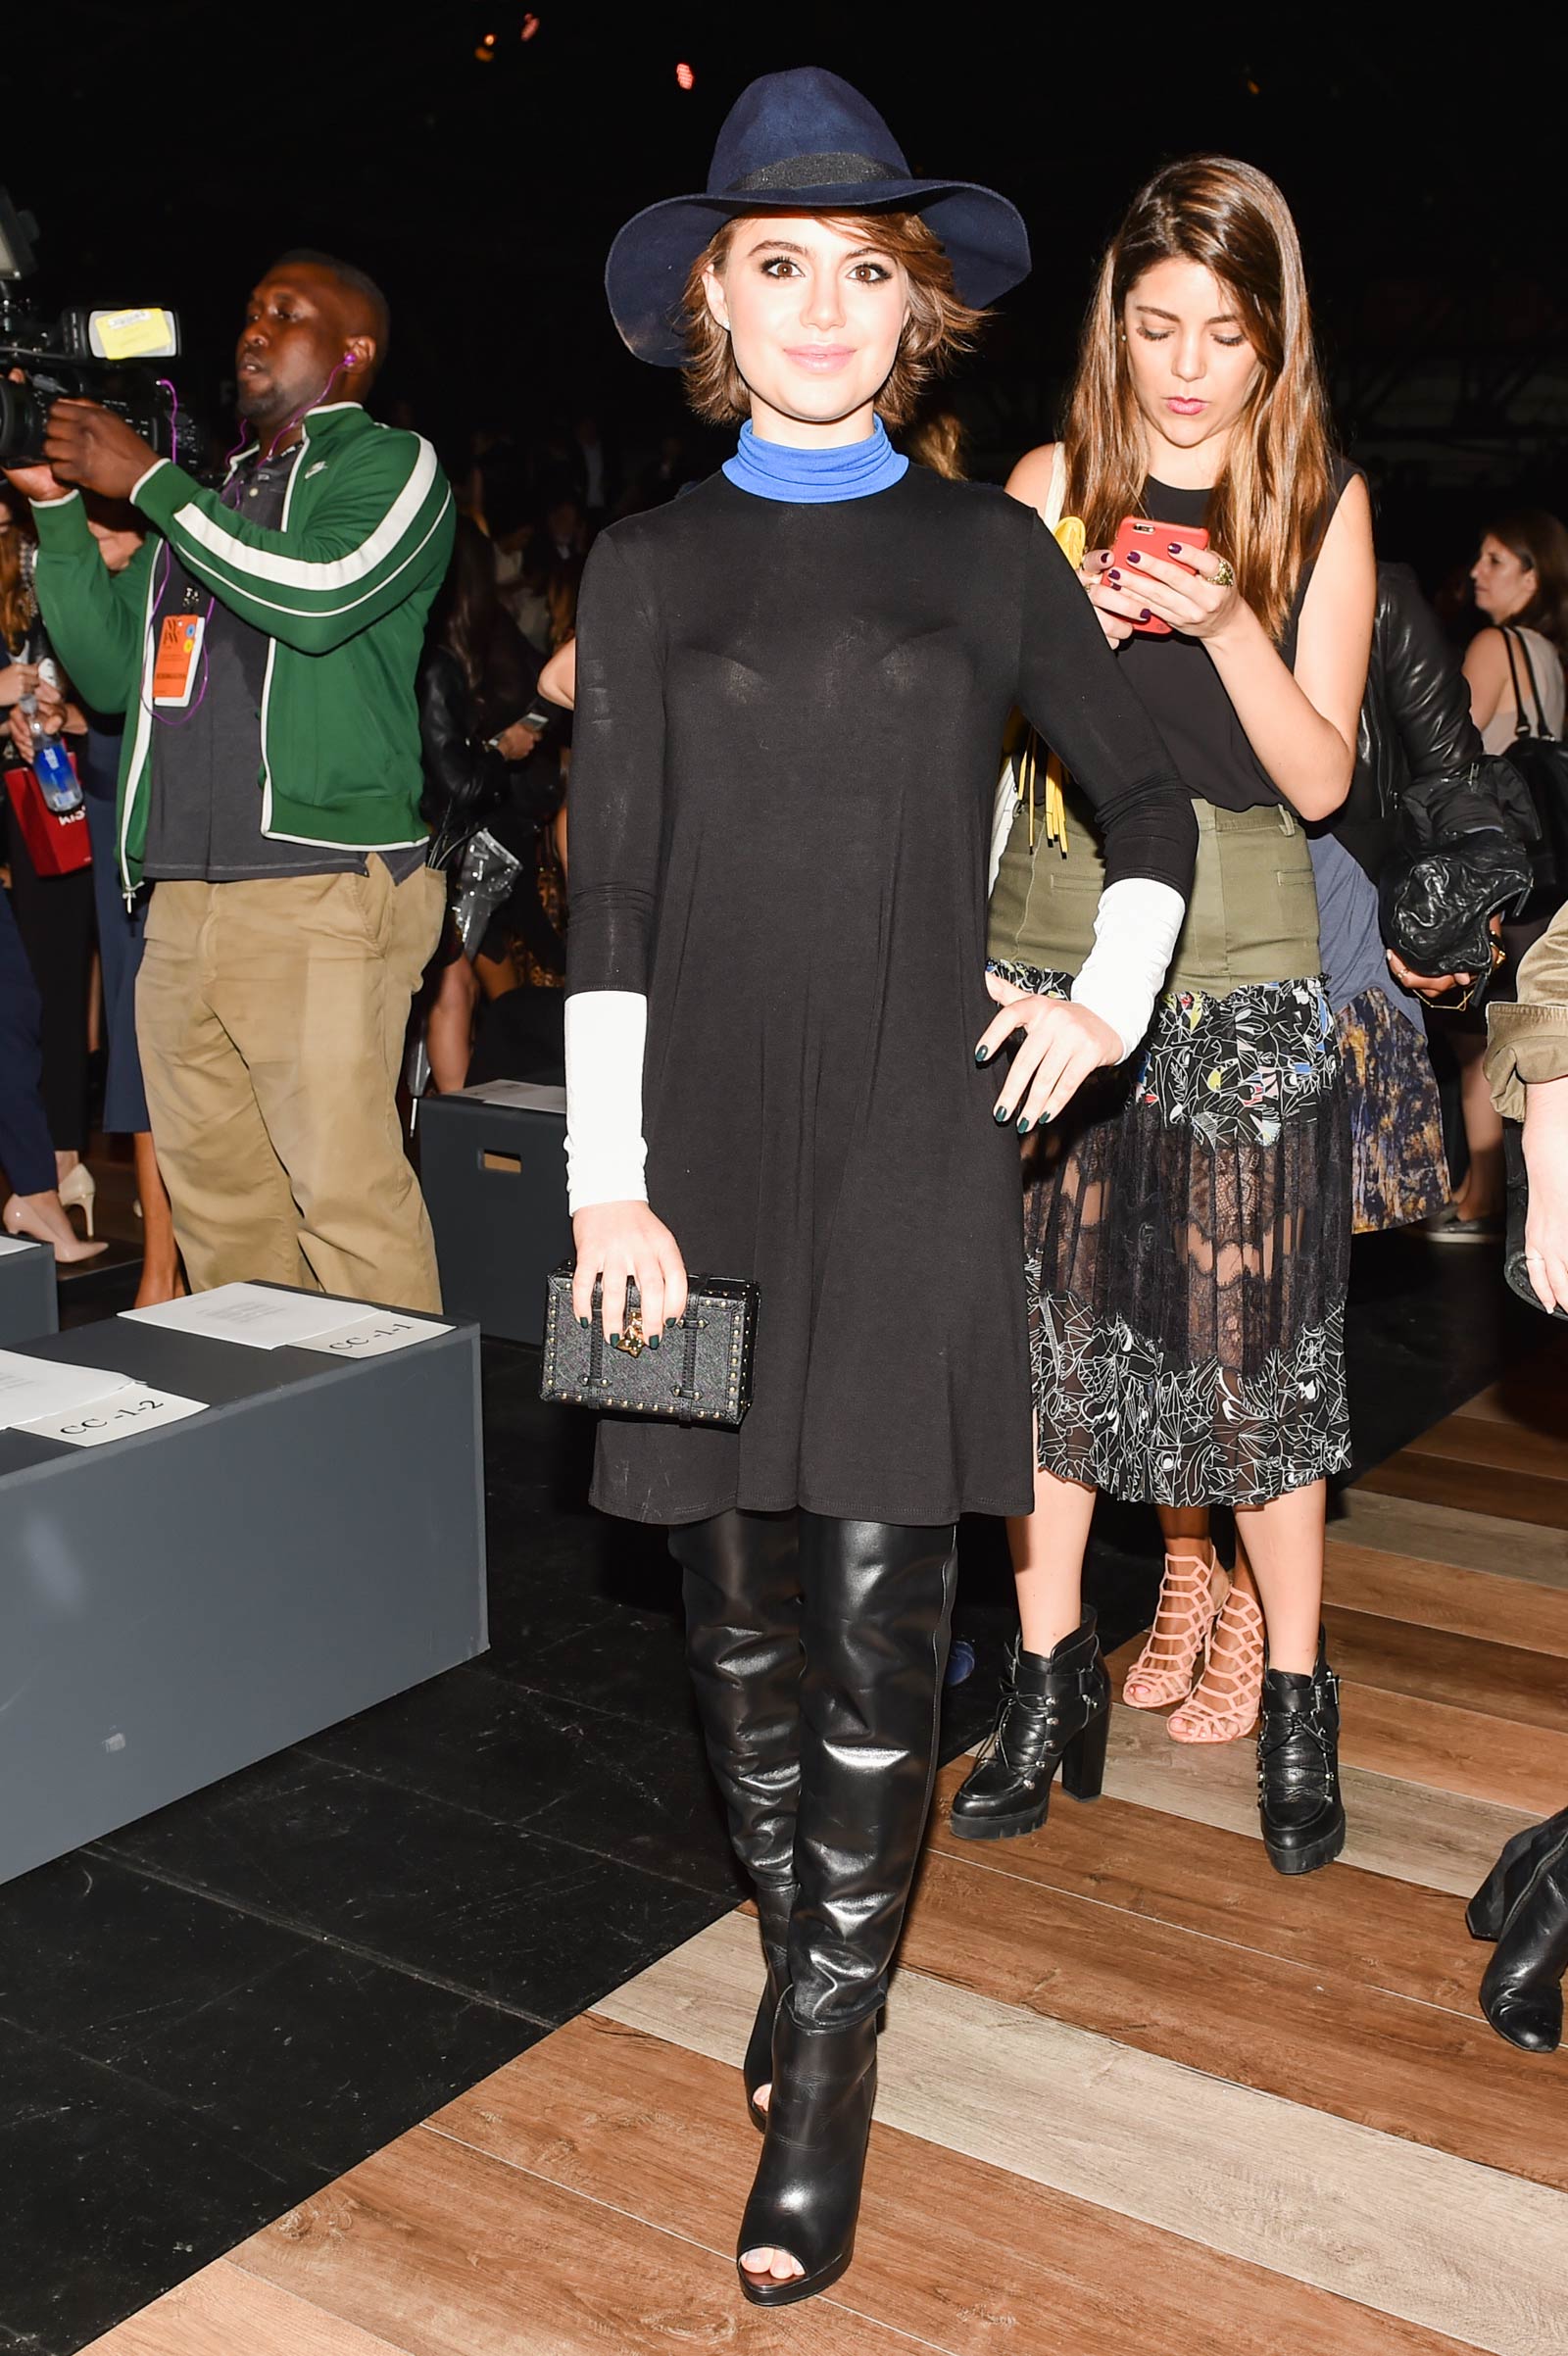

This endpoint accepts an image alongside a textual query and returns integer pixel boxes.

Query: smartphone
[1110,516,1210,636]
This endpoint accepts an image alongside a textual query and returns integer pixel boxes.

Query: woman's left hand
[1099,542,1244,643]
[974,970,1120,1132]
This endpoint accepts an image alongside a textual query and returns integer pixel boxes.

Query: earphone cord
[138,352,357,729]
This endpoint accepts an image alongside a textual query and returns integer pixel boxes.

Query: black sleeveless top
[1120,460,1358,812]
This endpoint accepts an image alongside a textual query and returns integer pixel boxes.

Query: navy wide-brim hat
[606,66,1032,367]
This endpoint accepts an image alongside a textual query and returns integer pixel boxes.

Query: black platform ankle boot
[737,1998,878,2307]
[668,1510,805,2125]
[1256,1634,1345,1876]
[744,1876,797,2130]
[949,1616,1109,1842]
[1469,1803,1568,2053]
[735,1514,956,2305]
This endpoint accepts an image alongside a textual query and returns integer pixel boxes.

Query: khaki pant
[136,862,447,1310]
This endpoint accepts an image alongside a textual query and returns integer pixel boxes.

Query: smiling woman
[563,67,1198,2314]
[680,212,980,432]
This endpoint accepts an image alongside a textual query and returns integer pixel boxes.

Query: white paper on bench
[0,1235,44,1256]
[0,1351,129,1430]
[17,1383,208,1448]
[456,1079,566,1115]
[120,1282,382,1350]
[298,1310,454,1359]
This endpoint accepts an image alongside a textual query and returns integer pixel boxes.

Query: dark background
[6,2,1565,594]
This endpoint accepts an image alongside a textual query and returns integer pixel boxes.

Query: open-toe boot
[1470,1803,1568,2053]
[737,1512,956,2305]
[669,1509,804,2127]
[744,1875,797,2128]
[949,1615,1109,1841]
[1256,1633,1345,1876]
[738,1997,877,2306]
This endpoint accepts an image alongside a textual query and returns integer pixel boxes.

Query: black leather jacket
[1342,564,1491,879]
[417,640,564,870]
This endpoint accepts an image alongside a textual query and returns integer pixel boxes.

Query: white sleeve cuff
[1070,878,1188,1060]
[27,487,80,509]
[129,458,170,502]
[564,990,649,1213]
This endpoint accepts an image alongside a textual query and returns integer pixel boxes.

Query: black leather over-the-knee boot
[1469,1802,1568,2053]
[738,1513,956,2307]
[668,1509,803,2129]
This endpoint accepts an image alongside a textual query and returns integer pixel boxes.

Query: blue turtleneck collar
[722,417,908,505]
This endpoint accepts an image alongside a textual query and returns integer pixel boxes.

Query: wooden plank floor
[83,1332,1568,2356]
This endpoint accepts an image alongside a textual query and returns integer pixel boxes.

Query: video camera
[0,187,203,471]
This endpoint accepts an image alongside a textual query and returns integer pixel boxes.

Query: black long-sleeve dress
[567,464,1195,1527]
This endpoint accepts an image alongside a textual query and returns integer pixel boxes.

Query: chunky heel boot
[738,1513,955,2303]
[737,1999,877,2305]
[1466,1809,1568,1942]
[1474,1806,1568,2053]
[1256,1635,1345,1877]
[744,1877,796,2131]
[949,1616,1109,1841]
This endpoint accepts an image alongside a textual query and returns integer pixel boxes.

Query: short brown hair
[679,211,983,431]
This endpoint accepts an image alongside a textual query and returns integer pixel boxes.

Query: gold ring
[1212,557,1236,588]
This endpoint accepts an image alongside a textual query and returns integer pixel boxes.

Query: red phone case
[1110,516,1211,636]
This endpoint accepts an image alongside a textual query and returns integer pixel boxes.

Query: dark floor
[0,1233,1520,2354]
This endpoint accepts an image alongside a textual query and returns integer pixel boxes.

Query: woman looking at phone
[952,156,1374,1876]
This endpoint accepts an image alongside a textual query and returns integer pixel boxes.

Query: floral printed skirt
[994,959,1352,1508]
[1337,987,1448,1234]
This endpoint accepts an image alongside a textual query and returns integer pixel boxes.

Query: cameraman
[3,253,455,1310]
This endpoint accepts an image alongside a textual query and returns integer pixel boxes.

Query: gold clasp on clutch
[612,1308,647,1357]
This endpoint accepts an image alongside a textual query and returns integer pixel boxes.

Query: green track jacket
[30,402,455,890]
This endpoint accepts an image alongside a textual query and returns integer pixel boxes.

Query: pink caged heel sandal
[1122,1544,1229,1710]
[1168,1584,1267,1743]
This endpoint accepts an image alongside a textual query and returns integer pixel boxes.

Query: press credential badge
[152,614,205,707]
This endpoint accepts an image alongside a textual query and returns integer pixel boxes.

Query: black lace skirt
[996,961,1352,1507]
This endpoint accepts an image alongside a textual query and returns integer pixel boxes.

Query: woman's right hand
[571,1200,689,1345]
[0,660,36,710]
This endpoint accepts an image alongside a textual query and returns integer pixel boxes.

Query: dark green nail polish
[609,1333,620,1348]
[975,1045,991,1065]
[648,1334,661,1351]
[993,1105,1009,1125]
[665,1314,678,1327]
[578,1316,590,1330]
[1017,1114,1032,1134]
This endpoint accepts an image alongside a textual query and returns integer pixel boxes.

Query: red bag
[4,761,92,876]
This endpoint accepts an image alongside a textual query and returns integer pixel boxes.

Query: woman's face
[1471,533,1539,623]
[1122,257,1263,459]
[705,215,909,441]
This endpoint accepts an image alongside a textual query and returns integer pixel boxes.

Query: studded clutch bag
[539,1265,760,1427]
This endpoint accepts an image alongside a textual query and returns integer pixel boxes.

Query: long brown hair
[680,210,983,432]
[0,505,32,654]
[1483,507,1568,652]
[1061,156,1335,641]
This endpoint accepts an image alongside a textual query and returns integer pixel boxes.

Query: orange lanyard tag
[152,613,206,708]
